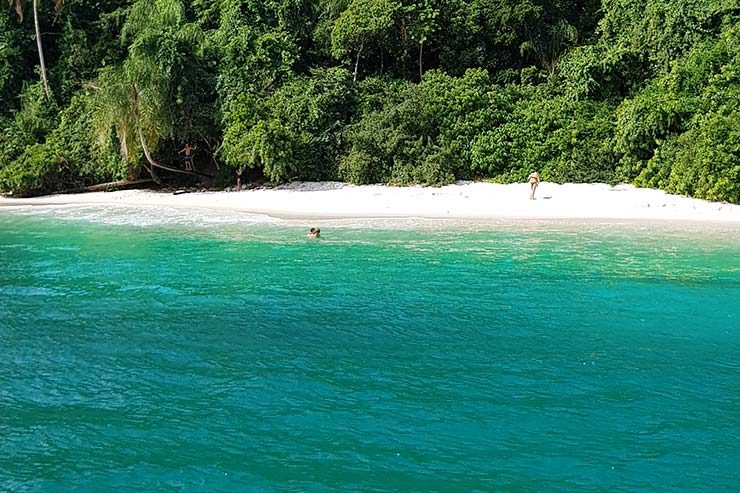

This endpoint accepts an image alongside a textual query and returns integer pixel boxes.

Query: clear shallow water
[1,206,740,492]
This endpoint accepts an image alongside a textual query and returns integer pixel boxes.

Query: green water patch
[1,209,740,491]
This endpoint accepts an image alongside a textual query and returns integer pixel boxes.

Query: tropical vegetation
[0,0,737,202]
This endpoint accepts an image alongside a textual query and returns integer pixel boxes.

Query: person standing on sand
[528,171,541,200]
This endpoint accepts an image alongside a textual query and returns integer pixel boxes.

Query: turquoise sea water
[1,205,740,492]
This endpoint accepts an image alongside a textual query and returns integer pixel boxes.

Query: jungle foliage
[0,0,737,202]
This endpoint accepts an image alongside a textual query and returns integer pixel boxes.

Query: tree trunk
[55,179,154,195]
[131,84,210,181]
[136,124,161,184]
[380,45,383,75]
[136,126,209,179]
[354,41,364,82]
[419,41,423,81]
[33,0,51,99]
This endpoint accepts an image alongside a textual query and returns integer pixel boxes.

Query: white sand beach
[1,182,739,223]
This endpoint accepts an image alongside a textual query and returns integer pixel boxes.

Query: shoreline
[1,181,740,224]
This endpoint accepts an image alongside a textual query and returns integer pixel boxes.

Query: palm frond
[8,0,24,21]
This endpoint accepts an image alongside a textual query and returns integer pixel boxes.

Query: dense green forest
[0,0,738,202]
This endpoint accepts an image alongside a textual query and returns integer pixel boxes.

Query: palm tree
[520,19,578,76]
[7,0,62,99]
[92,0,206,181]
[93,64,210,181]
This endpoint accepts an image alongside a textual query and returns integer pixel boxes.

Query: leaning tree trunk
[135,125,209,180]
[33,0,51,99]
[130,84,210,182]
[134,122,212,179]
[136,124,161,184]
[136,126,210,179]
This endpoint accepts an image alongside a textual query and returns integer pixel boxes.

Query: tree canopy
[0,0,737,203]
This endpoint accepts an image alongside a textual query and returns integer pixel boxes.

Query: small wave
[2,204,284,228]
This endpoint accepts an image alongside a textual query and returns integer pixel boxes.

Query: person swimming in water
[307,227,321,238]
[528,171,541,200]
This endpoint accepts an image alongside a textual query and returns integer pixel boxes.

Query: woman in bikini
[528,171,541,200]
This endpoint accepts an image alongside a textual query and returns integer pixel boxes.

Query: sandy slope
[2,182,739,223]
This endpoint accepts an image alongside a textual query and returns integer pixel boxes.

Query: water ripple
[1,209,740,492]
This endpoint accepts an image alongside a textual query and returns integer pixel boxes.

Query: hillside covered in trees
[0,0,738,202]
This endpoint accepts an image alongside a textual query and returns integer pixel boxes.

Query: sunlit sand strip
[2,182,739,225]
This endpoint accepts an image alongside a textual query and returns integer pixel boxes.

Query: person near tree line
[528,171,541,200]
[178,144,196,171]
